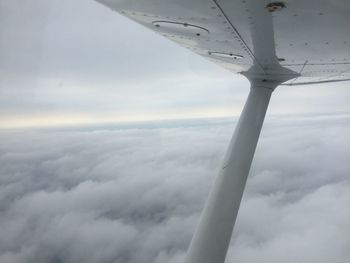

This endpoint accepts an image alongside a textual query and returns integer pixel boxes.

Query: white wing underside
[94,2,350,263]
[97,0,350,85]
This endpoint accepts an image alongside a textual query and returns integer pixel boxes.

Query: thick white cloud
[1,114,350,263]
[1,1,350,262]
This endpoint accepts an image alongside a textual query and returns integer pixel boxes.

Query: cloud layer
[1,114,350,263]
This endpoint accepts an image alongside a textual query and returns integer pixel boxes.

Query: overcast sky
[1,0,350,128]
[1,1,350,263]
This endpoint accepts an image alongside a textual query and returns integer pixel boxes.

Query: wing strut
[92,1,299,262]
[185,81,275,263]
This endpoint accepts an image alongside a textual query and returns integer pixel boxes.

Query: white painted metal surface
[96,0,350,84]
[94,1,349,262]
[185,84,273,263]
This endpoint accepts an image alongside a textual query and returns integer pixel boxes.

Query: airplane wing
[94,2,350,263]
[96,0,350,84]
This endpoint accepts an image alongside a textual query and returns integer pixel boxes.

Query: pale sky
[1,0,349,128]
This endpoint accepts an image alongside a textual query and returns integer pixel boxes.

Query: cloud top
[1,115,350,263]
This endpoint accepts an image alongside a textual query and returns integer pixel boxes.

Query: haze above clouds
[1,115,350,263]
[1,0,350,128]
